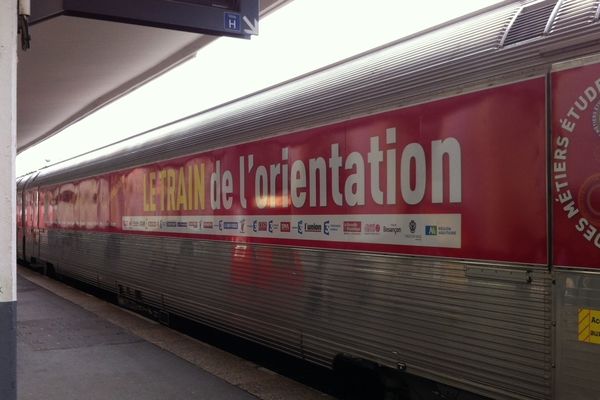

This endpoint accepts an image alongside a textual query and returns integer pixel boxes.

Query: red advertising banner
[42,78,548,264]
[553,62,600,268]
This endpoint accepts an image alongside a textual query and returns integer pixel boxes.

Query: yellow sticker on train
[578,308,600,344]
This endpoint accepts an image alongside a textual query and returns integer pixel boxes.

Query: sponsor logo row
[124,217,457,237]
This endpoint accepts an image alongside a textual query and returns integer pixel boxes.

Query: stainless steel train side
[17,1,600,399]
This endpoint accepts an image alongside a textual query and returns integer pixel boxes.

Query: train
[16,1,600,399]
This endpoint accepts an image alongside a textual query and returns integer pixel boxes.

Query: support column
[0,1,18,399]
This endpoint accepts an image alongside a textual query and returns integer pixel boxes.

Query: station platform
[17,266,328,400]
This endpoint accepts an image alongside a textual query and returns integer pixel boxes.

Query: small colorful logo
[343,221,362,233]
[425,225,438,235]
[280,222,291,232]
[364,223,380,234]
[224,221,238,230]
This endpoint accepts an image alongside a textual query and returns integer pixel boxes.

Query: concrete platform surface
[17,267,330,400]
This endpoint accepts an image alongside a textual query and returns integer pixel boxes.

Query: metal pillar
[0,1,18,399]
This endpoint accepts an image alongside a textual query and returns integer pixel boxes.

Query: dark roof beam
[29,0,259,38]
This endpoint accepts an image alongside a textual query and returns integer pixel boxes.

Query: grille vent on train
[549,0,600,35]
[501,0,560,46]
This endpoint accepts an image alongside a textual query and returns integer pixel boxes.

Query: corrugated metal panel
[554,269,600,400]
[38,230,50,263]
[46,229,553,399]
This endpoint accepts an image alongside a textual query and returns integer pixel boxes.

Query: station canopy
[17,0,286,152]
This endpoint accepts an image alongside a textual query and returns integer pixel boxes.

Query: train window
[501,0,559,47]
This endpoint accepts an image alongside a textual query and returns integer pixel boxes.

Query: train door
[24,189,34,263]
[37,187,53,266]
[31,188,40,262]
[16,177,24,260]
[23,173,39,264]
[550,57,600,400]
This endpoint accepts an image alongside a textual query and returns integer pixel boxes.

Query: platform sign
[31,0,259,39]
[224,13,241,33]
[578,308,600,344]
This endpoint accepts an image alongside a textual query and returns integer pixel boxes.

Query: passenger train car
[16,1,600,398]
